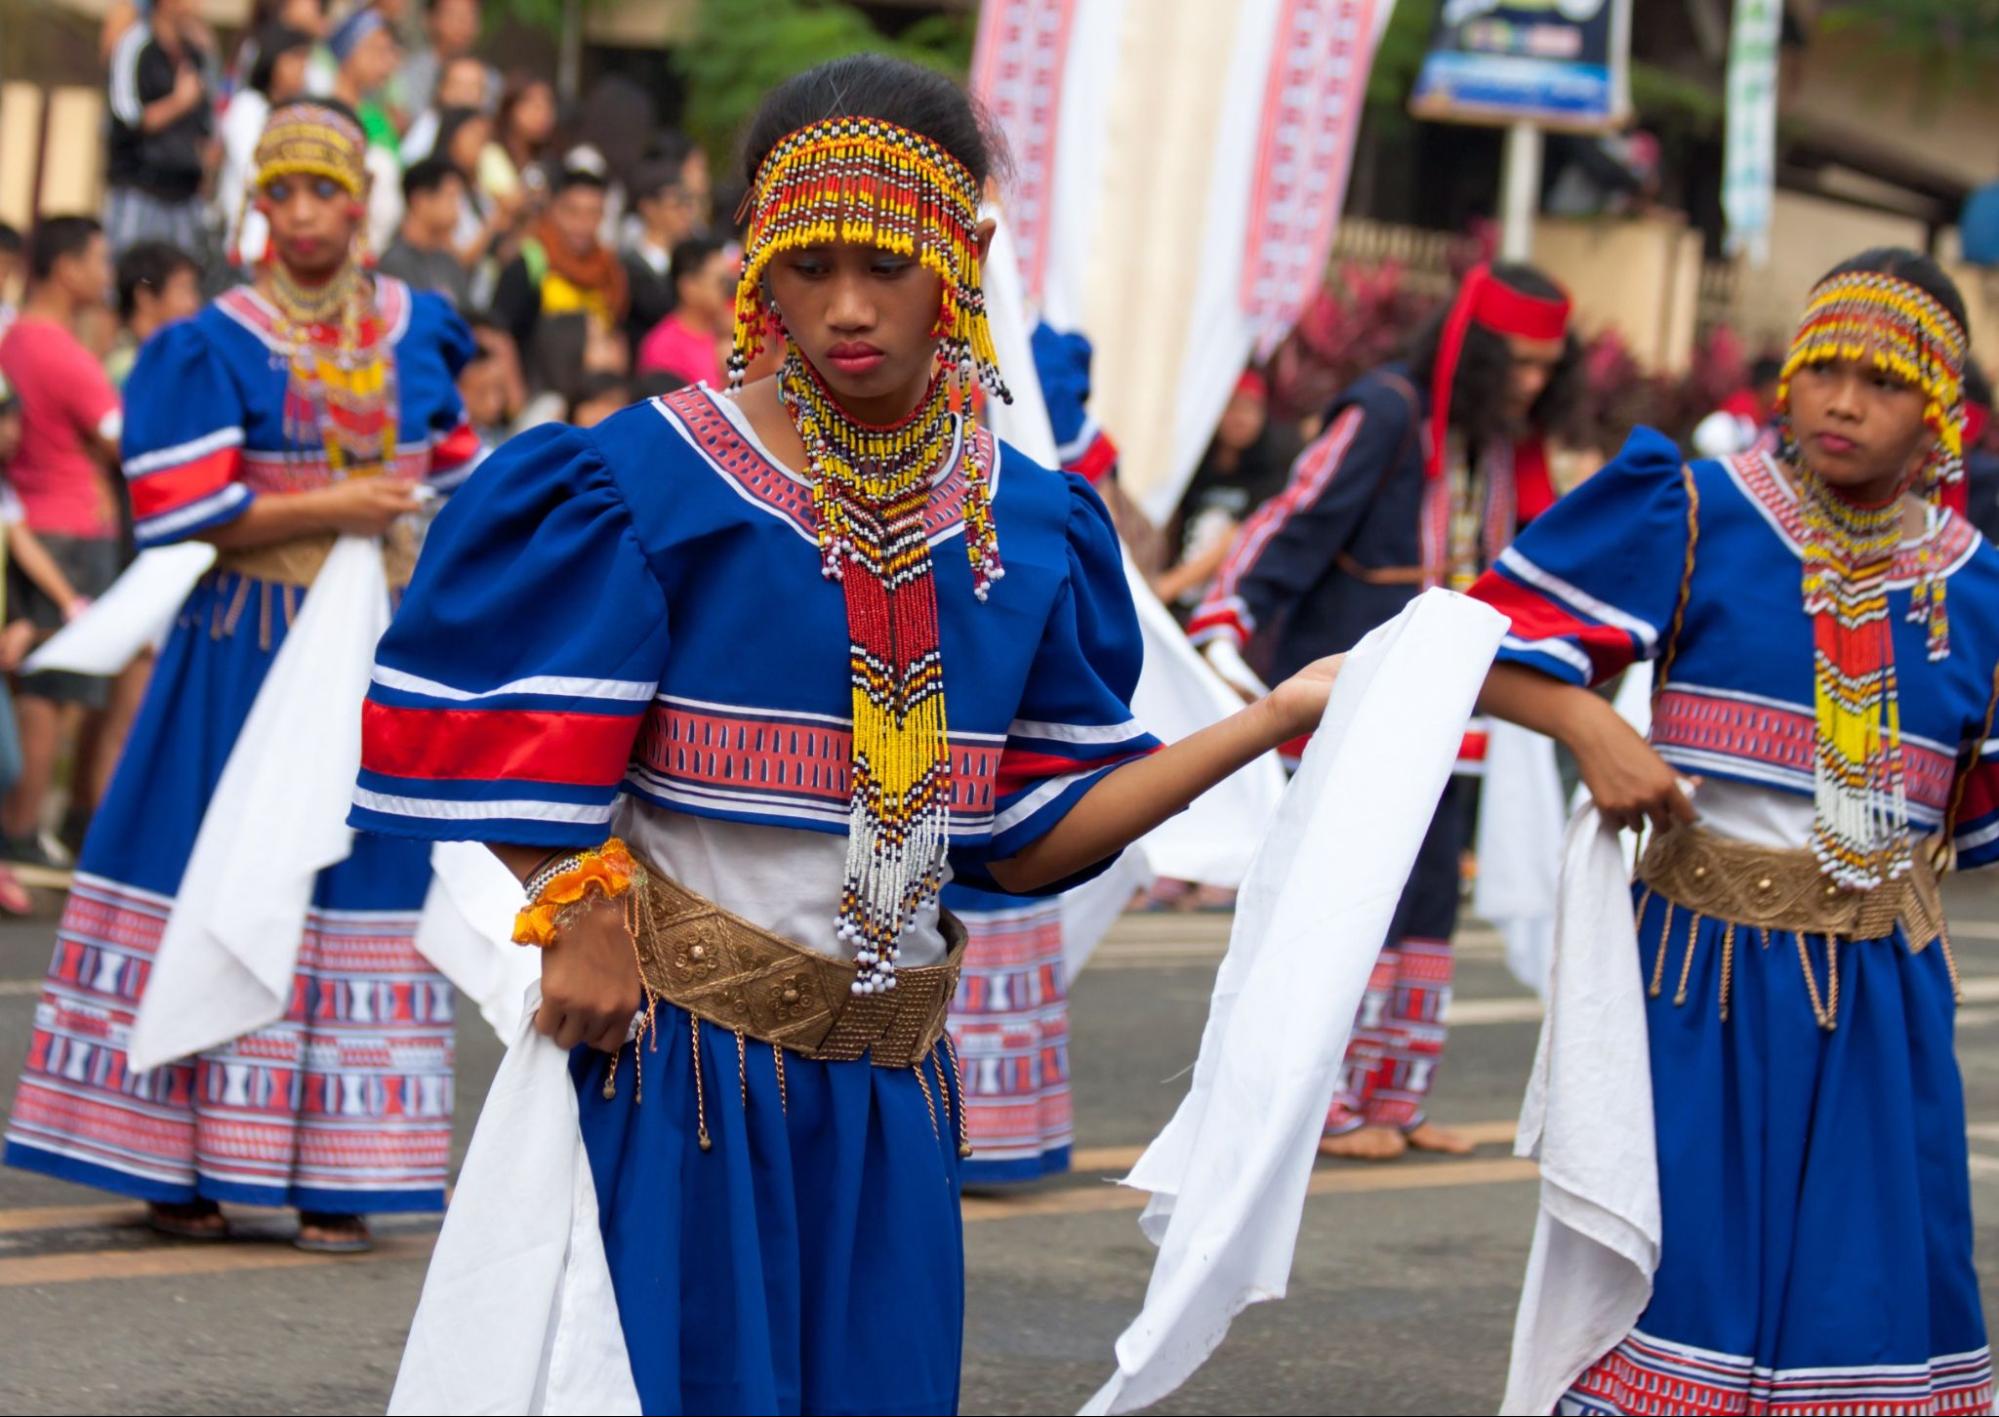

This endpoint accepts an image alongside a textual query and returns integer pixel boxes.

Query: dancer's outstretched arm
[982,653,1339,893]
[487,652,1342,1051]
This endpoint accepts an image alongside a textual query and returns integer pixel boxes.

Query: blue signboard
[1410,0,1632,131]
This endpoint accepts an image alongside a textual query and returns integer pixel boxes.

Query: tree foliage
[1819,0,1999,94]
[674,0,973,170]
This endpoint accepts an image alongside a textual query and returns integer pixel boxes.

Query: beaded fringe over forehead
[254,104,368,200]
[1778,270,1969,482]
[728,115,1003,396]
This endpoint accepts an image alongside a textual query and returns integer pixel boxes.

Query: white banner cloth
[1475,721,1566,998]
[1501,805,1659,1415]
[23,543,217,676]
[1080,589,1505,1415]
[129,535,388,1071]
[388,982,640,1416]
[977,205,1282,976]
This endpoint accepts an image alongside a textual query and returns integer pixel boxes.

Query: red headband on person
[1428,263,1572,481]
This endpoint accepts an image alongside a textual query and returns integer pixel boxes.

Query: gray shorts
[103,186,207,259]
[12,533,124,708]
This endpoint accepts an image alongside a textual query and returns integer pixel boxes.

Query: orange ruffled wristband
[512,838,637,947]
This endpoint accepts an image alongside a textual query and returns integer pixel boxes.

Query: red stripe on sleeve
[1065,432,1118,486]
[1470,572,1638,681]
[1185,606,1249,646]
[995,744,1153,799]
[432,422,482,472]
[128,446,242,522]
[361,700,643,787]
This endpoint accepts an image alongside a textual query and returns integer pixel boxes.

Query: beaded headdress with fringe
[251,103,394,480]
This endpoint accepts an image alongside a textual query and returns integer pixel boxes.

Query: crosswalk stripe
[961,1155,1542,1223]
[0,1128,1543,1284]
[0,1233,434,1288]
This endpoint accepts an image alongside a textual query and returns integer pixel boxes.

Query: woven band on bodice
[628,855,966,1068]
[1640,825,1943,950]
[212,522,421,590]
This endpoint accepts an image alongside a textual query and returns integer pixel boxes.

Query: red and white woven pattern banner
[1240,0,1381,356]
[970,0,1079,303]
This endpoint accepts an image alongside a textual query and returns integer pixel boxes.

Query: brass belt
[627,863,965,1068]
[1336,553,1427,586]
[212,522,420,590]
[1638,826,1944,951]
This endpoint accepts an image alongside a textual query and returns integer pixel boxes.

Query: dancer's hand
[535,902,645,1053]
[1261,653,1345,744]
[312,478,425,537]
[1570,698,1694,834]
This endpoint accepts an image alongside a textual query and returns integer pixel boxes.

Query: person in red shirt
[0,216,123,872]
[636,234,730,389]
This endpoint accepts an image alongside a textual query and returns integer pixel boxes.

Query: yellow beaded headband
[728,115,1008,403]
[1777,269,1969,486]
[253,104,368,200]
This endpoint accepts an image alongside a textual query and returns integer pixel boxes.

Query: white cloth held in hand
[1501,804,1659,1415]
[24,543,217,676]
[414,841,545,1040]
[130,535,387,1071]
[389,982,640,1416]
[1081,589,1507,1416]
[1476,720,1567,997]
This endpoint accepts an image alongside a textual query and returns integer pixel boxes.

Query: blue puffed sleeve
[123,319,252,547]
[952,474,1161,893]
[352,422,669,845]
[1468,426,1692,687]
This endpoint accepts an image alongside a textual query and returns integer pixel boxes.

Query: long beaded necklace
[735,114,1013,990]
[265,260,396,477]
[1797,463,1911,890]
[780,345,1000,994]
[1775,267,1971,890]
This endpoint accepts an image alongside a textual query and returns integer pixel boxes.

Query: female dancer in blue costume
[355,55,1346,1413]
[4,100,479,1253]
[1474,248,1996,1413]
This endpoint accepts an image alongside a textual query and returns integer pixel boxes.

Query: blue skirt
[1564,887,1992,1414]
[5,571,450,1212]
[572,1005,966,1415]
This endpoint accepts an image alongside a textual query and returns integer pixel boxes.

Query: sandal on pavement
[294,1211,373,1254]
[147,1199,229,1241]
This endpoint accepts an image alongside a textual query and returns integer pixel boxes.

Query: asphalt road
[4,878,1999,1415]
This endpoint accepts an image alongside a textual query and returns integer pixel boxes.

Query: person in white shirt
[399,51,493,165]
[218,25,313,266]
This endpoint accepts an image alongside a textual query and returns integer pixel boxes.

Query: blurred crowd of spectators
[0,0,743,895]
[87,0,737,427]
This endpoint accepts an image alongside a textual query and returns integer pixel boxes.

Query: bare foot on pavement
[1404,1122,1477,1155]
[1318,1125,1407,1161]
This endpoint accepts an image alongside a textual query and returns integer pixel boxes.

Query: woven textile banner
[971,0,1395,520]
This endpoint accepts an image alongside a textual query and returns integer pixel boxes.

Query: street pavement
[4,874,1999,1414]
